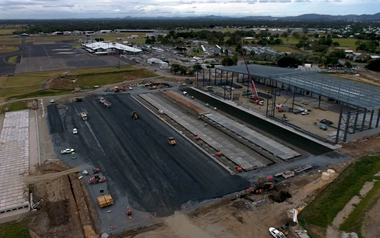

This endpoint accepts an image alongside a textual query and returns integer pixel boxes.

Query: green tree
[366,58,380,72]
[221,57,234,66]
[345,61,352,68]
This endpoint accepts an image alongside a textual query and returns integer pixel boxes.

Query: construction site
[1,63,380,238]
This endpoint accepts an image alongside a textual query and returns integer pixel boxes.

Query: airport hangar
[195,64,380,145]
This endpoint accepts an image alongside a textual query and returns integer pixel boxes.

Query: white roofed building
[83,42,142,55]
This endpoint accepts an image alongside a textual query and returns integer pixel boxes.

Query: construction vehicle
[114,86,120,92]
[168,137,176,146]
[97,194,113,208]
[71,152,77,159]
[241,41,263,105]
[131,111,138,120]
[279,223,290,236]
[100,97,106,104]
[249,97,264,106]
[89,175,107,184]
[80,112,88,121]
[103,100,112,108]
[93,168,100,174]
[257,177,275,191]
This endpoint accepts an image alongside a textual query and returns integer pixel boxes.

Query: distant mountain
[123,13,380,22]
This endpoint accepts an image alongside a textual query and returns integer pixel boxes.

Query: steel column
[353,109,359,133]
[369,110,374,129]
[376,109,380,127]
[335,103,345,144]
[343,111,351,142]
[361,109,367,131]
[292,86,297,112]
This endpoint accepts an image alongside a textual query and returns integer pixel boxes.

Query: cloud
[0,0,378,19]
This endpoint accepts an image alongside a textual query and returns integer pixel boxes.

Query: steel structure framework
[195,64,380,144]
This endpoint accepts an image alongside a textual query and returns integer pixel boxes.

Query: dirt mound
[83,225,97,238]
[46,200,69,226]
[269,191,292,203]
[23,167,80,184]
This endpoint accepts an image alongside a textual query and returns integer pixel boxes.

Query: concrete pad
[170,91,301,161]
[0,110,30,215]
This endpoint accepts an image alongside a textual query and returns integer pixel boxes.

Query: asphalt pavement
[46,93,249,233]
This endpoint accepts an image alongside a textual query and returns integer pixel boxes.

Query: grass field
[0,66,157,100]
[0,70,66,99]
[8,56,18,64]
[271,45,304,53]
[0,29,17,35]
[69,65,135,75]
[0,220,31,238]
[0,46,19,53]
[332,38,360,50]
[279,37,300,45]
[76,68,156,88]
[8,101,28,111]
[0,40,21,45]
[299,156,380,236]
[339,179,380,234]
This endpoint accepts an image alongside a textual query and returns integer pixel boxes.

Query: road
[47,94,249,217]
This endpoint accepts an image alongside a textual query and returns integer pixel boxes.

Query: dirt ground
[26,162,98,238]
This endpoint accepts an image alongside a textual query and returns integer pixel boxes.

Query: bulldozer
[131,111,139,120]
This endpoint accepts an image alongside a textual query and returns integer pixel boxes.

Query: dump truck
[80,112,88,121]
[97,194,113,208]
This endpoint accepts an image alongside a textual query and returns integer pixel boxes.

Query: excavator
[252,177,276,194]
[131,111,139,120]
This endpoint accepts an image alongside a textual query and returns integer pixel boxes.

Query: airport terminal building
[82,42,142,55]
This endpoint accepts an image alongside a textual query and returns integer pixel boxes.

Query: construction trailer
[97,194,113,208]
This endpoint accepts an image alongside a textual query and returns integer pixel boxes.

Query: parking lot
[11,42,130,74]
[46,93,249,233]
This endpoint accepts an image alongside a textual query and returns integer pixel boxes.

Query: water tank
[327,169,336,176]
[321,172,330,180]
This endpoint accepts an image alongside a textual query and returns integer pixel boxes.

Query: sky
[0,0,379,19]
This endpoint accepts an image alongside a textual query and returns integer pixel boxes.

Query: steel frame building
[195,64,380,145]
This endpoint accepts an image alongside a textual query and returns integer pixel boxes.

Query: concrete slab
[169,91,301,161]
[139,93,265,170]
[0,110,30,215]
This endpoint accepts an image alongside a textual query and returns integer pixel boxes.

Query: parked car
[301,110,309,115]
[73,128,78,134]
[50,99,55,103]
[320,119,333,126]
[269,227,286,238]
[100,97,105,104]
[61,148,75,154]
